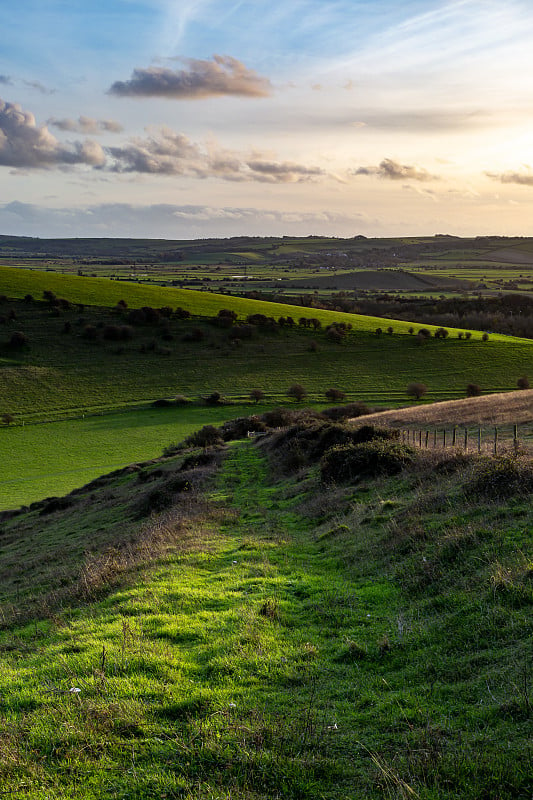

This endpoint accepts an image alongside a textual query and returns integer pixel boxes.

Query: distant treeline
[242,290,533,339]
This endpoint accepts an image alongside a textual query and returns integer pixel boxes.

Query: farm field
[0,403,278,511]
[1,263,532,509]
[1,291,531,420]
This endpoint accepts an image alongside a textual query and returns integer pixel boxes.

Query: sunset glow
[1,0,533,238]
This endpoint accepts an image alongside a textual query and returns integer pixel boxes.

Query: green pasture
[2,263,527,337]
[0,403,269,511]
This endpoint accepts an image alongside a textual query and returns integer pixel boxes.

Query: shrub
[467,455,533,500]
[406,382,427,400]
[103,324,122,341]
[82,324,98,341]
[482,332,489,341]
[325,388,346,403]
[386,326,393,335]
[1,413,14,425]
[434,327,449,339]
[250,388,265,404]
[517,375,530,390]
[8,331,28,349]
[321,440,416,484]
[183,327,204,343]
[230,324,253,340]
[375,327,382,336]
[261,407,297,428]
[417,328,431,339]
[326,326,345,343]
[204,391,223,406]
[287,383,307,402]
[466,383,482,397]
[322,402,370,421]
[465,331,472,340]
[220,415,267,441]
[184,425,223,448]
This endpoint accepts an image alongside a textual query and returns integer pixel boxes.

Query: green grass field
[0,403,275,511]
[0,429,530,799]
[1,267,533,508]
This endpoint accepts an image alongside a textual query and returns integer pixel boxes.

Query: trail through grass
[0,437,530,798]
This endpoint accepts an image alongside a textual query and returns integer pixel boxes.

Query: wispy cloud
[0,75,12,85]
[48,116,123,134]
[353,158,438,182]
[22,79,55,95]
[0,98,105,169]
[108,55,271,99]
[485,168,533,187]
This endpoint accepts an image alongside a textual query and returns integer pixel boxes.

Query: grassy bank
[0,418,530,798]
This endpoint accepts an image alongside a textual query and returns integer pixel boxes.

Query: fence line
[400,423,527,455]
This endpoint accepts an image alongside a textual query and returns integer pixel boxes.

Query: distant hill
[261,268,468,292]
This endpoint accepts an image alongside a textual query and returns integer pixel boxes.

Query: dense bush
[8,331,28,349]
[230,324,254,340]
[517,375,530,390]
[184,425,224,448]
[322,402,370,421]
[325,388,346,403]
[264,421,399,474]
[220,415,267,441]
[466,455,533,500]
[204,391,223,406]
[466,383,482,397]
[321,440,416,484]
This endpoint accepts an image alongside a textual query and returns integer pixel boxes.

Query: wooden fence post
[418,430,422,447]
[452,427,457,447]
[494,427,498,455]
[478,427,481,453]
[433,429,437,449]
[464,428,468,452]
[425,430,429,449]
[514,424,519,454]
[443,429,447,448]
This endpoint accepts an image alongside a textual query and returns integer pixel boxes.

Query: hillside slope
[355,388,533,426]
[0,413,531,799]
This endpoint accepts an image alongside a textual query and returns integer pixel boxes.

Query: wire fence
[399,423,533,455]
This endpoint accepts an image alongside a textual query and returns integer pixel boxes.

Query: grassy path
[0,442,530,798]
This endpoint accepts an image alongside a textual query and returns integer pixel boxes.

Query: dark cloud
[48,115,123,134]
[106,127,324,183]
[353,158,438,182]
[0,201,368,239]
[0,98,105,168]
[108,55,271,99]
[0,75,12,85]
[486,169,533,186]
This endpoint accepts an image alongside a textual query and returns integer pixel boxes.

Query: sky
[1,0,533,239]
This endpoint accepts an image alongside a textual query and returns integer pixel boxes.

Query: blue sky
[1,0,533,238]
